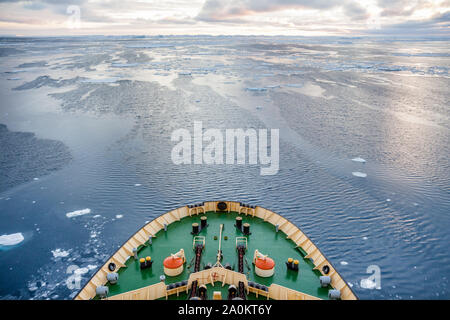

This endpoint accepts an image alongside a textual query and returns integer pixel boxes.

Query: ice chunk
[74,267,89,275]
[351,157,366,163]
[340,261,349,265]
[66,208,91,218]
[0,232,24,246]
[51,249,70,258]
[352,172,367,178]
[360,278,377,289]
[116,214,124,219]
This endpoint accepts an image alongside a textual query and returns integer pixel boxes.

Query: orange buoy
[163,256,184,276]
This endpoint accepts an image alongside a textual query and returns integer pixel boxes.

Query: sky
[0,0,448,37]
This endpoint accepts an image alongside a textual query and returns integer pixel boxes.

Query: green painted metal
[105,211,330,300]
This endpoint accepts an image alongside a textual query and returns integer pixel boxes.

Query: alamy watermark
[171,121,279,175]
[360,265,381,290]
[66,264,82,290]
[66,5,81,29]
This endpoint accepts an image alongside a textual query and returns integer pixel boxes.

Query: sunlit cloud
[0,0,448,36]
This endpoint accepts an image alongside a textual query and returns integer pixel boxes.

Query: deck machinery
[75,201,357,301]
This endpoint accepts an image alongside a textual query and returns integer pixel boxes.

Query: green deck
[104,211,330,300]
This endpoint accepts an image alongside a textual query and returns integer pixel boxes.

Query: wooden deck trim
[75,201,357,300]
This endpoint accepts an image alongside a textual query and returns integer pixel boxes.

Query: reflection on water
[0,36,449,300]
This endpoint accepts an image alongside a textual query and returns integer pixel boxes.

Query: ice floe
[66,208,91,218]
[115,214,124,219]
[340,261,349,265]
[74,265,97,276]
[351,157,366,163]
[352,172,367,178]
[360,278,377,289]
[0,232,24,246]
[51,249,70,258]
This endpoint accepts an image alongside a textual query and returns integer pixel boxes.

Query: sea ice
[351,157,366,163]
[66,208,91,218]
[0,232,24,246]
[352,172,367,178]
[116,214,124,219]
[360,278,377,289]
[74,267,89,275]
[51,249,70,258]
[340,261,349,265]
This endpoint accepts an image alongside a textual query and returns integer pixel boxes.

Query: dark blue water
[0,36,449,299]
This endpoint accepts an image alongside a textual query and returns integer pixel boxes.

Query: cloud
[0,0,448,36]
[366,10,450,36]
[196,0,367,21]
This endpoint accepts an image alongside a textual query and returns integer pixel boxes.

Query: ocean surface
[0,35,449,299]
